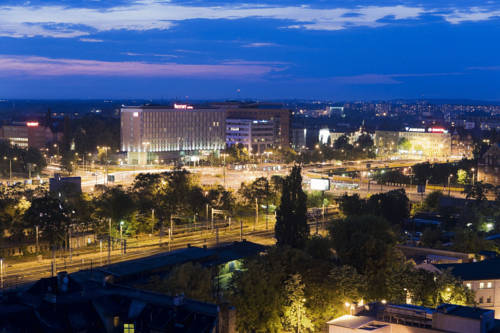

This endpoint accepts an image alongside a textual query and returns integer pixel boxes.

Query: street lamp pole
[120,221,124,254]
[254,198,258,231]
[448,174,452,197]
[35,225,39,254]
[0,258,3,289]
[4,157,16,183]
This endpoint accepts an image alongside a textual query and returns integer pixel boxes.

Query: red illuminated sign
[26,122,39,127]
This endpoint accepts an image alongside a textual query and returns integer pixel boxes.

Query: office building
[0,121,55,149]
[121,105,226,164]
[291,127,307,150]
[224,103,291,148]
[226,118,275,154]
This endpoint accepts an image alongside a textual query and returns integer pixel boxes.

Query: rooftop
[436,303,493,320]
[435,259,500,281]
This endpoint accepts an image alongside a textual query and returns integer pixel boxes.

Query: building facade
[121,105,226,164]
[374,128,451,158]
[225,105,290,148]
[327,302,497,333]
[435,259,500,319]
[1,121,54,149]
[478,144,500,185]
[226,118,275,154]
[451,130,474,159]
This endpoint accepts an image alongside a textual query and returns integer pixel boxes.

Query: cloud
[122,52,178,58]
[0,54,282,78]
[243,42,280,48]
[327,72,462,84]
[442,7,500,24]
[467,65,500,71]
[1,2,500,39]
[79,38,103,42]
[0,3,428,38]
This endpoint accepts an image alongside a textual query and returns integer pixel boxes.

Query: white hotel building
[121,105,226,164]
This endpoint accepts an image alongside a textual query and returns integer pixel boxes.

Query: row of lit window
[466,281,493,289]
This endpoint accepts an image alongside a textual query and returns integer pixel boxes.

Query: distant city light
[26,121,39,127]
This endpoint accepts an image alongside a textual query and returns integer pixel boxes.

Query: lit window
[466,283,472,289]
[124,323,135,333]
[480,282,485,289]
[487,282,493,289]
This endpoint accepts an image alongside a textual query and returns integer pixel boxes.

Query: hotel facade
[121,105,226,164]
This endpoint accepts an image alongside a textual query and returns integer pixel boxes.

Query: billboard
[310,178,330,191]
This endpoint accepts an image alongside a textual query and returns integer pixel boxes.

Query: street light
[3,156,17,183]
[471,168,475,185]
[120,221,124,254]
[0,258,3,289]
[448,174,453,196]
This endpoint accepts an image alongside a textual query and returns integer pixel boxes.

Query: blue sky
[0,0,499,100]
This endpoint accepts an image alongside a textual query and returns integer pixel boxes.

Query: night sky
[1,0,499,100]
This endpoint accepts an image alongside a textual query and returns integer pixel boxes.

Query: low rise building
[478,143,500,185]
[451,130,474,159]
[327,302,498,333]
[0,271,220,333]
[434,259,500,318]
[0,121,55,149]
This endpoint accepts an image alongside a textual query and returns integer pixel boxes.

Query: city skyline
[0,0,500,100]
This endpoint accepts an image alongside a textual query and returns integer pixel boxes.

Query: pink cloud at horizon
[0,55,282,78]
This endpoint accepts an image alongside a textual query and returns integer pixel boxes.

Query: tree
[355,134,374,150]
[338,190,410,226]
[330,215,398,299]
[333,135,352,150]
[367,189,410,226]
[275,166,309,248]
[239,177,271,207]
[422,190,444,212]
[0,197,30,242]
[95,186,136,236]
[464,181,492,203]
[337,193,366,217]
[398,137,412,151]
[206,185,233,211]
[230,254,286,332]
[457,169,469,185]
[282,274,313,333]
[433,270,475,306]
[24,195,71,248]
